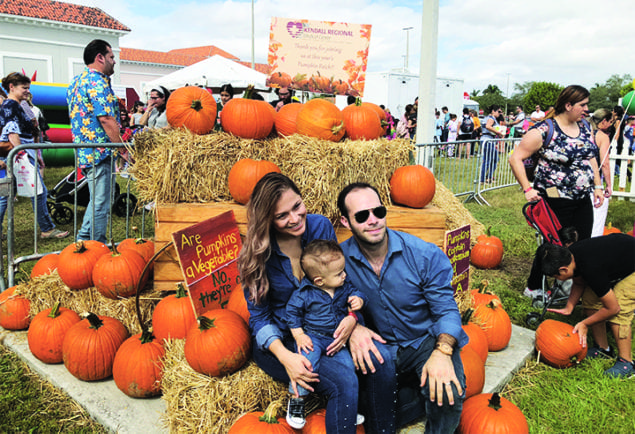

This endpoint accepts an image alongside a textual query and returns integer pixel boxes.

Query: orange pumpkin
[471,230,504,269]
[117,238,155,264]
[27,302,81,364]
[30,253,60,279]
[112,330,165,398]
[0,286,31,330]
[166,86,217,134]
[458,393,529,434]
[473,299,512,352]
[228,158,281,205]
[361,102,388,133]
[92,244,148,299]
[460,346,485,398]
[390,165,436,208]
[221,86,274,139]
[267,71,293,88]
[535,319,587,368]
[302,408,365,434]
[229,401,296,434]
[342,101,383,140]
[603,223,621,235]
[57,240,110,290]
[152,283,196,341]
[462,309,489,363]
[274,102,303,137]
[310,72,332,93]
[226,285,250,324]
[332,79,350,95]
[470,280,501,308]
[296,98,345,142]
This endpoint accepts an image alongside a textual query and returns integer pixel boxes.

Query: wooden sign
[444,225,471,294]
[171,211,242,316]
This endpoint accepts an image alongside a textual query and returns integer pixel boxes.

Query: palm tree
[482,84,502,95]
[470,89,480,98]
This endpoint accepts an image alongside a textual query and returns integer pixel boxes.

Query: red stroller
[522,199,571,326]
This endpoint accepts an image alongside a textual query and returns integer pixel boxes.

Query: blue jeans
[253,334,359,434]
[78,157,112,243]
[480,139,499,182]
[0,182,54,234]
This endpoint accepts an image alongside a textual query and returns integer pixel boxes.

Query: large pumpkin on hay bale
[27,302,81,364]
[62,313,129,381]
[390,165,435,208]
[229,401,296,433]
[92,244,148,300]
[535,319,587,368]
[228,158,281,205]
[184,309,250,377]
[472,299,511,352]
[31,253,60,279]
[57,240,110,290]
[117,237,155,264]
[152,283,197,341]
[274,102,303,137]
[0,286,31,330]
[221,86,274,139]
[112,330,165,398]
[166,86,217,135]
[226,285,250,324]
[361,101,388,133]
[458,392,529,434]
[296,98,345,142]
[342,101,383,141]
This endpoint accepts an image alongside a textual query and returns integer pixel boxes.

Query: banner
[444,225,471,294]
[267,17,372,97]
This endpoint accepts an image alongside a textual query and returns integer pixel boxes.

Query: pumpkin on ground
[152,283,197,341]
[471,229,504,269]
[27,302,81,364]
[462,309,488,363]
[228,401,295,434]
[30,253,60,279]
[473,299,512,352]
[221,86,274,139]
[62,313,129,381]
[470,280,501,308]
[92,244,148,299]
[302,408,365,433]
[535,319,587,368]
[603,223,621,235]
[57,240,110,290]
[0,286,31,330]
[390,165,436,209]
[274,102,303,137]
[296,98,345,142]
[458,392,529,434]
[226,285,250,325]
[460,346,485,398]
[228,158,281,205]
[112,330,165,398]
[166,86,217,135]
[342,100,383,140]
[184,309,251,377]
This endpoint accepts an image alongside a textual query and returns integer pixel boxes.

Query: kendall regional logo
[286,21,305,38]
[286,20,354,39]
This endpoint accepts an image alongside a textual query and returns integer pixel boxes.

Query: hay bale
[432,180,486,243]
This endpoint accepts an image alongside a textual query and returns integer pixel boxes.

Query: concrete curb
[1,324,535,433]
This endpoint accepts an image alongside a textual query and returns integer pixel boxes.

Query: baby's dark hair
[300,239,344,282]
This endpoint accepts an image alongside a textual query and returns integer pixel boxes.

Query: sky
[68,0,633,96]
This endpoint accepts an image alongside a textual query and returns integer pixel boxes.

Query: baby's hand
[348,295,363,312]
[296,333,314,355]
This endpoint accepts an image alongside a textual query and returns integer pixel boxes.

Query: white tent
[142,55,269,94]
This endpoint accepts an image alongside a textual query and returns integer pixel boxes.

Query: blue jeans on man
[78,157,112,243]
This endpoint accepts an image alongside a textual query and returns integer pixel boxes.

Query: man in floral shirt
[67,39,122,243]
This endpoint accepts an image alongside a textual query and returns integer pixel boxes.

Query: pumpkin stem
[331,121,345,135]
[487,299,501,309]
[461,308,475,325]
[140,329,156,344]
[486,226,493,237]
[110,238,121,256]
[488,393,503,410]
[73,241,87,254]
[243,84,255,99]
[259,401,282,424]
[190,99,203,111]
[86,313,104,329]
[48,301,62,318]
[198,315,216,330]
[477,279,490,294]
[175,283,188,299]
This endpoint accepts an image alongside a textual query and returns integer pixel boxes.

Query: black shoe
[286,397,306,429]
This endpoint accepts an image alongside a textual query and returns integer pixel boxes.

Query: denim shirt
[341,229,468,349]
[246,214,336,351]
[286,277,368,337]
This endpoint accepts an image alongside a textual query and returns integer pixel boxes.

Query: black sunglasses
[353,206,387,224]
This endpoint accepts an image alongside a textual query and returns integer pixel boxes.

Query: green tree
[508,81,534,110]
[470,89,481,98]
[523,82,563,112]
[588,74,632,111]
[473,93,507,113]
[482,84,503,95]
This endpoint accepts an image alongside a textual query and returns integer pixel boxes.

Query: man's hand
[420,350,462,406]
[572,322,588,347]
[347,324,386,374]
[547,305,574,315]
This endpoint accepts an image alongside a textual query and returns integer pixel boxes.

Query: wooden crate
[153,202,446,292]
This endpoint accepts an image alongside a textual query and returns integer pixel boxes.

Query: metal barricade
[1,142,151,290]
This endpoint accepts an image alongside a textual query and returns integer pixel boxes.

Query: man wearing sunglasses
[336,183,467,434]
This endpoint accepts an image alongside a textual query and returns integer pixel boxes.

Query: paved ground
[1,323,535,433]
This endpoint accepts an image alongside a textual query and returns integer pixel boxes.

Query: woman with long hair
[216,83,234,130]
[588,108,614,237]
[238,173,359,434]
[139,86,170,128]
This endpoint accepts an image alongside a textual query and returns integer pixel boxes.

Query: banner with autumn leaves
[267,17,372,97]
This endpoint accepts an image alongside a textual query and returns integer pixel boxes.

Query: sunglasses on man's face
[353,206,387,224]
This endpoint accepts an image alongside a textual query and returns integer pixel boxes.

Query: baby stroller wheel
[525,312,542,328]
[113,193,138,217]
[52,205,73,225]
[532,295,546,310]
[46,201,55,215]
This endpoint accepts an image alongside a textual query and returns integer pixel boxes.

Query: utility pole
[403,27,413,71]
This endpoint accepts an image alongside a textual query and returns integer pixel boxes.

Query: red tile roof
[0,0,130,32]
[167,46,239,61]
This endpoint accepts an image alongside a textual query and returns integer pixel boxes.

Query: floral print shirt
[533,119,599,200]
[67,67,119,168]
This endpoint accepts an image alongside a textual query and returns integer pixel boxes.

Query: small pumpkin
[226,285,250,325]
[462,309,488,363]
[302,408,365,433]
[471,228,503,269]
[296,98,346,142]
[0,286,31,330]
[603,223,621,235]
[184,309,251,377]
[62,313,129,381]
[309,72,332,93]
[166,86,217,134]
[92,243,148,299]
[112,330,165,398]
[228,158,281,205]
[460,346,485,399]
[152,283,197,341]
[470,280,501,308]
[390,165,436,209]
[27,302,81,364]
[332,79,350,95]
[267,71,293,88]
[30,253,60,279]
[117,238,155,264]
[57,240,110,290]
[473,299,512,352]
[458,392,529,434]
[228,401,296,434]
[221,85,274,139]
[535,319,587,368]
[342,100,383,141]
[274,102,303,137]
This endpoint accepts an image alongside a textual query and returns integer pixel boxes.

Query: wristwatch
[435,342,454,356]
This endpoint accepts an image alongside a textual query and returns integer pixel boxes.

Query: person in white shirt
[530,104,545,122]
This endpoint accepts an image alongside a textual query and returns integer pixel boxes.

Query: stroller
[522,198,571,327]
[47,168,138,226]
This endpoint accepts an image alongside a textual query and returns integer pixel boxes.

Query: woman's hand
[593,188,604,208]
[326,315,356,356]
[280,349,319,397]
[523,188,541,202]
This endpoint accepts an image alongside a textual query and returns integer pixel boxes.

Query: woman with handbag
[0,72,69,239]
